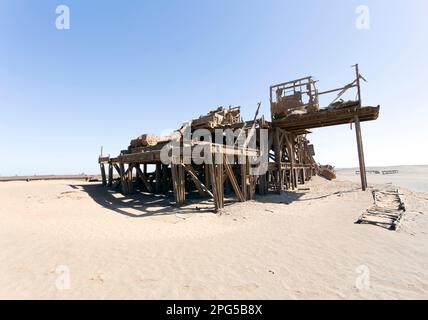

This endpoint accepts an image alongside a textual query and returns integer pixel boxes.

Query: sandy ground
[0,176,427,300]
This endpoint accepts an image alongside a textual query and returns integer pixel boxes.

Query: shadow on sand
[71,183,360,218]
[69,183,215,218]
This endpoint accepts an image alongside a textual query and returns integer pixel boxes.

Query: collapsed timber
[99,65,380,212]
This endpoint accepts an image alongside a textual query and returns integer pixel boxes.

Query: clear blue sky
[1,0,427,175]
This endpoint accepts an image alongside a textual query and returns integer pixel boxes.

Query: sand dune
[0,177,427,299]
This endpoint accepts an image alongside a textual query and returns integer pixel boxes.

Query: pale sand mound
[0,177,427,299]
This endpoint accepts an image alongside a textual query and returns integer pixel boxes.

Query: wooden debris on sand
[357,188,406,230]
[319,165,336,180]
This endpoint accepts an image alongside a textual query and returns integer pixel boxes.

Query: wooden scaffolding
[98,65,380,212]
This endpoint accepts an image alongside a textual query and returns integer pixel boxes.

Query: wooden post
[135,165,153,193]
[171,164,179,204]
[208,164,219,212]
[108,163,113,187]
[178,160,185,205]
[354,64,368,191]
[204,164,211,188]
[100,163,107,187]
[155,163,161,193]
[182,164,213,198]
[127,164,134,194]
[241,162,248,201]
[119,163,129,195]
[247,159,255,200]
[162,164,169,193]
[223,154,245,202]
[354,116,367,191]
[216,163,224,209]
[274,128,283,193]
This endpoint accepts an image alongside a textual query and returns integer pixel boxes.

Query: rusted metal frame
[270,76,313,91]
[317,84,358,96]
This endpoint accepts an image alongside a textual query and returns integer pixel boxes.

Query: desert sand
[0,176,427,299]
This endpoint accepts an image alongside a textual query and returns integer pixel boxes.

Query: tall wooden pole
[354,64,368,191]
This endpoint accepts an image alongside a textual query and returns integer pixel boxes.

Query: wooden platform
[272,105,380,131]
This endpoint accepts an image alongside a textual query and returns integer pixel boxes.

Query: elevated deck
[272,105,380,131]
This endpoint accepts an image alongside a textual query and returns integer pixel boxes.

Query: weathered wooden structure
[99,65,380,212]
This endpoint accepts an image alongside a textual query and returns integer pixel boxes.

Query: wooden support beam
[223,154,245,202]
[216,163,224,209]
[135,165,153,193]
[127,164,134,194]
[100,163,107,187]
[204,164,211,188]
[240,162,248,201]
[108,163,113,187]
[162,164,169,192]
[274,127,283,193]
[247,160,255,200]
[178,161,185,205]
[182,164,213,198]
[119,163,129,195]
[114,164,121,176]
[208,164,220,212]
[171,164,179,204]
[354,115,368,191]
[171,158,185,206]
[284,133,296,190]
[155,163,161,193]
